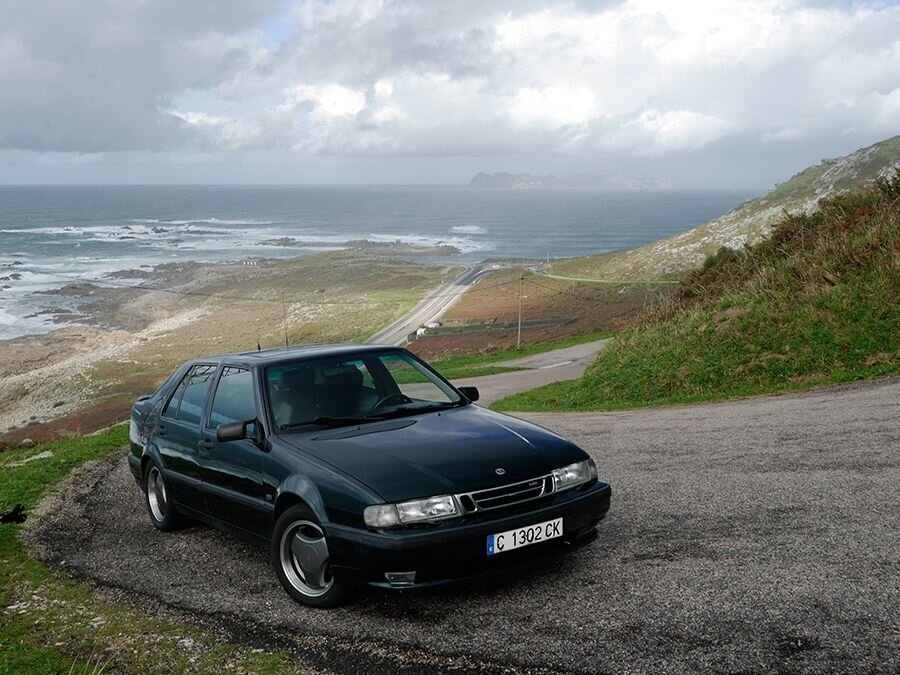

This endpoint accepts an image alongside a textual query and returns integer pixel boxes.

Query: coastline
[0,250,459,447]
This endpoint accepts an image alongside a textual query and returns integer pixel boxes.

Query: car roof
[187,343,403,369]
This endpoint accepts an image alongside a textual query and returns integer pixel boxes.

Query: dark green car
[129,344,611,607]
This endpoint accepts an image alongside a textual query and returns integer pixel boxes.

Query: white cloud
[285,83,367,119]
[510,86,598,128]
[611,109,735,153]
[0,0,898,166]
[374,79,395,99]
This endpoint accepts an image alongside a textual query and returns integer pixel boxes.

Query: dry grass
[411,266,670,360]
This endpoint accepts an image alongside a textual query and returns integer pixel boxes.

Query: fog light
[384,571,416,586]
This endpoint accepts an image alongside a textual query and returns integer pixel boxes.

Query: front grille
[457,475,554,513]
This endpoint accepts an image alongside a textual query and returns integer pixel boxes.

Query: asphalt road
[453,339,610,406]
[367,265,488,346]
[26,377,900,673]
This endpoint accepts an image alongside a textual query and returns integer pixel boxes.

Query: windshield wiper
[374,401,464,419]
[280,403,463,429]
[417,401,466,411]
[281,415,382,430]
[311,415,383,427]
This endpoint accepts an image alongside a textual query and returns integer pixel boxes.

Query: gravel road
[26,377,900,673]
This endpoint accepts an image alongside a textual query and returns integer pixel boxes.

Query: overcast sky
[0,0,897,188]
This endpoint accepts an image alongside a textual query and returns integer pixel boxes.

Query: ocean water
[0,185,753,340]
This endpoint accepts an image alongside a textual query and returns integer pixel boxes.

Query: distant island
[469,171,670,190]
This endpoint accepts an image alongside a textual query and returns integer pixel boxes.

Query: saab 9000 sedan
[128,344,611,607]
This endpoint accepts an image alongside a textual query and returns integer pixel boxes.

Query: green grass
[0,428,308,673]
[768,135,900,204]
[494,175,900,412]
[428,331,614,380]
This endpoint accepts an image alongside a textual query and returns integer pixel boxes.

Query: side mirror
[458,386,480,402]
[216,419,263,444]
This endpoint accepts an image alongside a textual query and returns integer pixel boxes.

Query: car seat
[272,368,317,427]
[317,366,378,417]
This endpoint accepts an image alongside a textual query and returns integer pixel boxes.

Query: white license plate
[486,517,563,556]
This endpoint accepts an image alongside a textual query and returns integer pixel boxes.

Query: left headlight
[552,458,597,492]
[364,495,459,529]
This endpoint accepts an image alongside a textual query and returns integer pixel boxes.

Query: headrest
[282,368,315,390]
[321,365,363,388]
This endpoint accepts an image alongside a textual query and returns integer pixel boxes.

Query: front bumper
[326,480,611,589]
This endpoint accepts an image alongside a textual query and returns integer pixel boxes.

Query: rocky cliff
[551,135,900,280]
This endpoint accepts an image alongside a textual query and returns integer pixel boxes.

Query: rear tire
[144,460,181,531]
[271,504,350,608]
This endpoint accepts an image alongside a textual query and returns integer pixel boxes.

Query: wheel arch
[139,444,166,483]
[275,476,329,525]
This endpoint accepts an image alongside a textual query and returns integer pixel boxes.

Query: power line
[524,274,617,303]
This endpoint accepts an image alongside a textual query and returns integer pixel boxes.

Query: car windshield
[266,351,464,430]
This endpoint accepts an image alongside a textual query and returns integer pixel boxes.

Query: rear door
[156,363,218,512]
[199,365,269,534]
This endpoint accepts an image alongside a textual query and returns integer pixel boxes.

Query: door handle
[157,425,167,436]
[199,439,213,451]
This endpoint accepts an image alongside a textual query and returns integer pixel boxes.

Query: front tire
[271,504,349,608]
[144,460,181,531]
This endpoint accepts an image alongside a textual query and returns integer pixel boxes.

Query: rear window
[162,364,217,425]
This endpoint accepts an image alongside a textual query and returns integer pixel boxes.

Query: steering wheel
[373,392,412,409]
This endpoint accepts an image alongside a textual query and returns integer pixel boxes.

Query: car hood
[280,405,588,502]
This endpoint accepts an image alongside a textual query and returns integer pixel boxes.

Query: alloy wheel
[279,520,334,598]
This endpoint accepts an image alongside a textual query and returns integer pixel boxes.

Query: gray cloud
[0,0,898,186]
[0,0,282,152]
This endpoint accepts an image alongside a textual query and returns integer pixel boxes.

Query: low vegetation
[0,428,309,672]
[409,266,666,361]
[495,174,900,411]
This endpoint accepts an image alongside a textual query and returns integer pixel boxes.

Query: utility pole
[517,272,524,350]
[282,292,289,349]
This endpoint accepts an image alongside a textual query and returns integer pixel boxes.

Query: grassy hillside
[552,135,900,281]
[495,174,900,411]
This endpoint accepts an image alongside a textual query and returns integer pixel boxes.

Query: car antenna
[281,291,289,349]
[257,339,261,352]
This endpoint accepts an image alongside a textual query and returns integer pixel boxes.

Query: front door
[199,366,269,534]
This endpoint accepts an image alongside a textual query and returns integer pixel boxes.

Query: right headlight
[364,494,460,529]
[552,458,597,492]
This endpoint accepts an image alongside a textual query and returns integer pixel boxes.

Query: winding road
[368,265,490,345]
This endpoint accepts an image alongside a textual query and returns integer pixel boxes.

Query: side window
[162,376,188,419]
[208,367,256,428]
[162,364,217,425]
[178,365,218,425]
